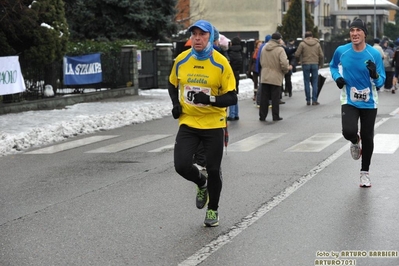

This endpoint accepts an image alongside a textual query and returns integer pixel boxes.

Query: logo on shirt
[193,65,204,69]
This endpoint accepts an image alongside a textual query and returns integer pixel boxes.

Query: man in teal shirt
[330,18,385,187]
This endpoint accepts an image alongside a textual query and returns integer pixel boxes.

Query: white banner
[0,56,26,96]
[137,50,142,70]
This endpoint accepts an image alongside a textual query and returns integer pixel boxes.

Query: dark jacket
[284,42,297,72]
[227,37,243,72]
[392,47,399,69]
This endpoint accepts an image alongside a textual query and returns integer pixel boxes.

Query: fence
[2,41,344,104]
[1,54,121,103]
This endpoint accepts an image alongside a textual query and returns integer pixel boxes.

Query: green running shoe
[196,186,208,209]
[204,209,219,227]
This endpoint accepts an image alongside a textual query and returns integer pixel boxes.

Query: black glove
[335,77,346,89]
[171,104,182,119]
[366,60,379,79]
[193,92,210,104]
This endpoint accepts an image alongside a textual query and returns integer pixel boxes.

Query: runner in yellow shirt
[168,19,237,227]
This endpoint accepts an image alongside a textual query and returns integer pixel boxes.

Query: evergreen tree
[0,0,69,63]
[64,0,177,41]
[277,0,318,41]
[26,0,69,64]
[0,0,35,56]
[383,22,399,42]
[389,0,399,42]
[0,0,69,89]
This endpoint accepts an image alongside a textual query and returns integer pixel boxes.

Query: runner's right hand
[172,104,182,119]
[335,77,346,89]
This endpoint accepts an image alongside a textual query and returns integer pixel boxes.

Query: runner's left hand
[193,92,210,104]
[366,60,379,79]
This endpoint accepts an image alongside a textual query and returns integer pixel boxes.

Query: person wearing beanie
[168,19,237,227]
[350,18,368,35]
[258,32,291,121]
[329,18,385,187]
[271,32,282,40]
[294,31,324,106]
[381,40,395,92]
[227,36,243,121]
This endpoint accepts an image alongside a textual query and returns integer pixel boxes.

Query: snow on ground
[0,69,332,157]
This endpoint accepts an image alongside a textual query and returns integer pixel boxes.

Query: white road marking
[227,133,286,152]
[148,144,174,152]
[284,133,342,152]
[25,135,118,154]
[389,107,399,116]
[374,134,399,154]
[85,134,171,153]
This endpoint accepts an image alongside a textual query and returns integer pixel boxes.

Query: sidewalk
[0,86,138,115]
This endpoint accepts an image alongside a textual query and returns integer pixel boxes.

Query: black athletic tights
[341,104,377,172]
[174,124,224,211]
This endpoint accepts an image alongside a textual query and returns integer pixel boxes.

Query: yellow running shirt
[169,49,236,129]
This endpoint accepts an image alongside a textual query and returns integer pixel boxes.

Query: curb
[0,87,138,115]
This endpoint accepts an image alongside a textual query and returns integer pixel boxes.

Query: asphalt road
[1,81,398,266]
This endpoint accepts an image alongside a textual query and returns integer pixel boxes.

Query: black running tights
[174,124,224,211]
[341,104,377,172]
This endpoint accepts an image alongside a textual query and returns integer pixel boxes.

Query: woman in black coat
[227,36,243,120]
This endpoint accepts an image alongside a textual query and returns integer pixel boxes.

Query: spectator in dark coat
[392,41,399,94]
[283,39,297,97]
[227,36,243,120]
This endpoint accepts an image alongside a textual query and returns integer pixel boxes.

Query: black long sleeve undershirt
[212,90,237,107]
[168,82,179,106]
[168,81,237,107]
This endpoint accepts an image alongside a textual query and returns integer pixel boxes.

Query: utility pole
[302,0,306,38]
[374,0,377,38]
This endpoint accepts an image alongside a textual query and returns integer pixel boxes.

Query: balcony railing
[319,16,334,27]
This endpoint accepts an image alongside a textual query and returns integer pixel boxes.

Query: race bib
[183,84,211,106]
[350,87,370,102]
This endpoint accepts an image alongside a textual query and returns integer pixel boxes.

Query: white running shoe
[350,136,362,160]
[360,171,371,187]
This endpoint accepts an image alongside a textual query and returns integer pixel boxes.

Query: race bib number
[183,84,211,106]
[350,87,370,102]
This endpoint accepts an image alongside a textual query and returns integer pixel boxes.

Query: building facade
[175,0,398,41]
[176,0,283,40]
